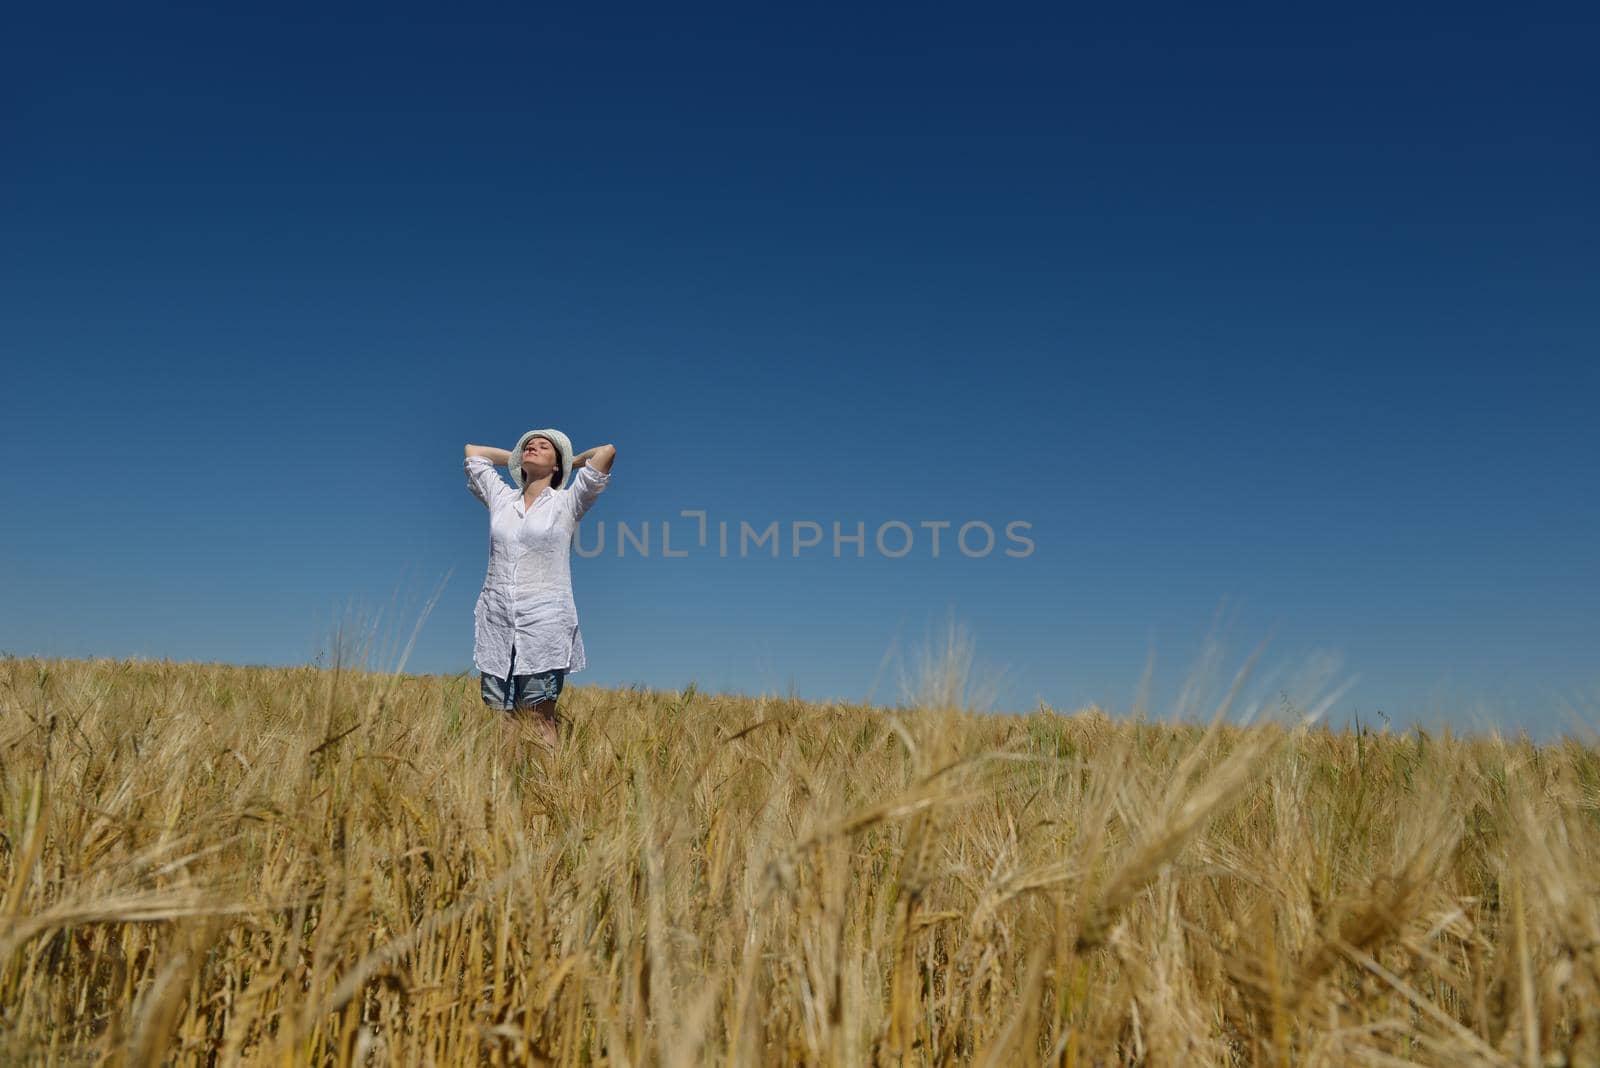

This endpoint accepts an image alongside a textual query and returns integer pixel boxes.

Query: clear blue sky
[3,2,1596,734]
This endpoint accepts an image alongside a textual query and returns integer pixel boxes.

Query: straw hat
[509,428,573,491]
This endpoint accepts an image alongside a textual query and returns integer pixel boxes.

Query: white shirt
[465,456,611,678]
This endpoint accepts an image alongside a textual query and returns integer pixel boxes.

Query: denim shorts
[480,650,567,712]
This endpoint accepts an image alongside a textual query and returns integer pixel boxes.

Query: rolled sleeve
[569,465,611,520]
[465,456,514,509]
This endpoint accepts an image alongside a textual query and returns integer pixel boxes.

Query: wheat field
[2,654,1598,1066]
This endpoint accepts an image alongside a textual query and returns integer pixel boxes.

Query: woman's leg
[509,670,567,749]
[483,650,538,754]
[523,698,560,749]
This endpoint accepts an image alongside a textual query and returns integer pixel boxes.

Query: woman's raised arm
[465,444,513,465]
[571,444,617,474]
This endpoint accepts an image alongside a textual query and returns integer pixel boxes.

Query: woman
[463,430,616,748]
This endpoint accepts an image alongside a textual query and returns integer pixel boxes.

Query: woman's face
[520,435,558,479]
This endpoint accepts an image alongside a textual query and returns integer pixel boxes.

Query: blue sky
[2,2,1596,733]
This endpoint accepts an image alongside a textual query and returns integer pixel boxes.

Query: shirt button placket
[508,549,521,667]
